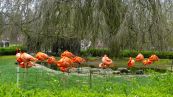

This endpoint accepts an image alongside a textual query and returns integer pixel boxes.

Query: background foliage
[1,0,173,56]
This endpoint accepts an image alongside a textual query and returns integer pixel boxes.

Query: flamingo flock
[16,50,85,72]
[128,53,159,68]
[16,48,159,73]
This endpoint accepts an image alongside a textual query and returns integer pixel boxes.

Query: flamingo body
[128,57,135,68]
[149,55,159,62]
[60,50,74,58]
[72,56,85,64]
[136,53,144,62]
[36,52,48,61]
[47,56,56,64]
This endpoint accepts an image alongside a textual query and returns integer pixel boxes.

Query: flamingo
[102,55,112,65]
[136,53,144,62]
[56,57,73,72]
[35,52,49,61]
[99,55,112,69]
[15,52,36,87]
[149,54,159,62]
[72,56,85,64]
[47,56,57,65]
[60,50,75,58]
[16,52,37,68]
[57,57,73,67]
[20,52,37,63]
[128,57,135,68]
[143,59,152,66]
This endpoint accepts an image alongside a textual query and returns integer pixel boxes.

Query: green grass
[0,56,61,89]
[0,72,173,97]
[0,56,173,96]
[0,56,17,83]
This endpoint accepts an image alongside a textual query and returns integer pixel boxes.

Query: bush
[122,50,173,59]
[0,46,26,55]
[80,48,110,57]
[81,48,173,59]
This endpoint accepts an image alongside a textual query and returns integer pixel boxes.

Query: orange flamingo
[47,56,56,65]
[57,57,73,72]
[99,55,112,69]
[35,52,49,61]
[57,57,73,67]
[16,52,36,68]
[60,50,75,58]
[136,53,144,62]
[72,56,85,64]
[142,59,152,66]
[20,52,37,63]
[102,55,112,65]
[128,57,135,68]
[149,54,159,62]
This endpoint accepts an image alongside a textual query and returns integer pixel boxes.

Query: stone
[112,71,121,74]
[117,68,130,74]
[136,70,144,75]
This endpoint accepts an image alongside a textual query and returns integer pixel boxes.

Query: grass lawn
[0,55,173,97]
[0,56,17,83]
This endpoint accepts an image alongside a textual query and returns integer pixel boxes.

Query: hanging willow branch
[1,0,173,55]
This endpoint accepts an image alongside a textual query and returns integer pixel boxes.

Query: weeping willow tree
[0,13,4,37]
[1,0,173,56]
[70,0,127,56]
[99,0,127,56]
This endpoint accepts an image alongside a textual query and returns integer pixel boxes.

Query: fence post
[171,59,173,72]
[16,66,19,88]
[89,69,92,88]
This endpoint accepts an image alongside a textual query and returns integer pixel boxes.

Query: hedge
[121,50,173,59]
[80,48,173,59]
[80,48,110,57]
[1,46,173,59]
[0,46,26,55]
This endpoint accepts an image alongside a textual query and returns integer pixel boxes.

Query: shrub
[122,50,173,59]
[80,48,110,57]
[0,46,26,55]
